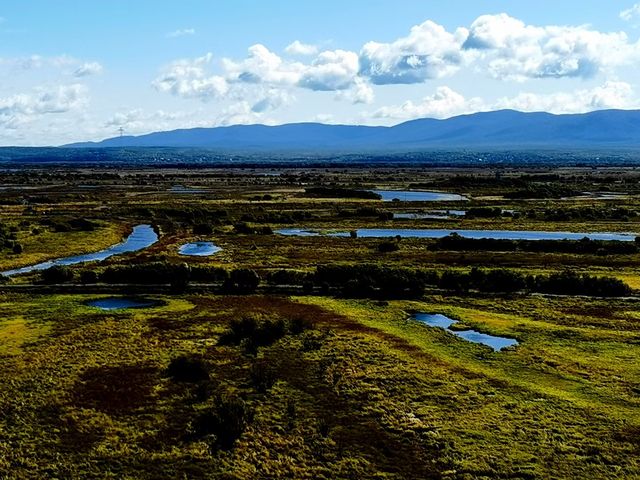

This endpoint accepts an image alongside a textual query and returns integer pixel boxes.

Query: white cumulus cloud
[463,13,640,80]
[73,61,103,77]
[153,53,228,100]
[0,84,89,127]
[223,44,304,86]
[359,20,469,84]
[223,45,366,101]
[298,50,360,91]
[285,40,318,56]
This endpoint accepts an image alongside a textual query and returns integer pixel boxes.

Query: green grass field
[0,292,638,478]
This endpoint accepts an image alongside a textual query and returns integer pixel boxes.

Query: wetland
[0,163,639,479]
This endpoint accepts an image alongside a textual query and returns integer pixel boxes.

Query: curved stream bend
[1,224,158,277]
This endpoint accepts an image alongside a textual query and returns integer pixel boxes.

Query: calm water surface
[276,228,636,241]
[178,241,222,256]
[87,297,159,310]
[413,313,518,351]
[372,190,468,202]
[1,224,158,277]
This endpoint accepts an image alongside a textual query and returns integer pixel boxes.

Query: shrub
[219,315,292,354]
[190,395,251,450]
[250,360,277,393]
[223,269,260,293]
[167,355,209,383]
[288,316,312,335]
[12,243,23,254]
[377,240,399,253]
[190,266,229,283]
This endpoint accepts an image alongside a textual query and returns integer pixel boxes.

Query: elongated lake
[373,190,468,202]
[0,224,158,277]
[413,312,518,351]
[276,228,636,241]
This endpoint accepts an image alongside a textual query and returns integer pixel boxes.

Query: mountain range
[66,109,640,151]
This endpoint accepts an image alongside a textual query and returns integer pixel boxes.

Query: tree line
[430,233,640,255]
[38,261,631,299]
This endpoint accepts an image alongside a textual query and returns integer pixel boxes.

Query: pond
[87,297,160,310]
[276,228,636,241]
[412,313,518,351]
[0,224,158,277]
[372,190,468,202]
[178,241,222,256]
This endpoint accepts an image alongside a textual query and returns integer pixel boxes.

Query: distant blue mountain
[65,110,640,150]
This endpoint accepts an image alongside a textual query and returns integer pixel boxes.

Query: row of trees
[526,207,638,221]
[40,262,632,298]
[505,184,581,199]
[314,264,630,298]
[430,233,639,255]
[42,263,260,293]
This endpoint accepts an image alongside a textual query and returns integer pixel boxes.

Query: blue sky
[2,0,640,145]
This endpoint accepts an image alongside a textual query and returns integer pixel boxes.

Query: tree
[80,270,98,284]
[224,269,260,293]
[41,265,74,284]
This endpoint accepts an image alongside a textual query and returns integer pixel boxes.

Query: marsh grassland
[0,166,639,479]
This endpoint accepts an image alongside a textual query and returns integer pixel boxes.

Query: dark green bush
[167,355,209,383]
[41,265,74,284]
[223,269,260,293]
[190,395,251,450]
[378,240,399,253]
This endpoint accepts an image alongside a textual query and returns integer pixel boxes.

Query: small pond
[178,241,222,256]
[372,190,468,202]
[412,313,518,351]
[276,228,636,241]
[1,224,158,277]
[87,297,160,310]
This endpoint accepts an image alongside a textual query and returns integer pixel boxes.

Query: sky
[2,0,640,145]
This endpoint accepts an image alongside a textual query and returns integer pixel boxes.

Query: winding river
[413,312,518,351]
[1,224,158,277]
